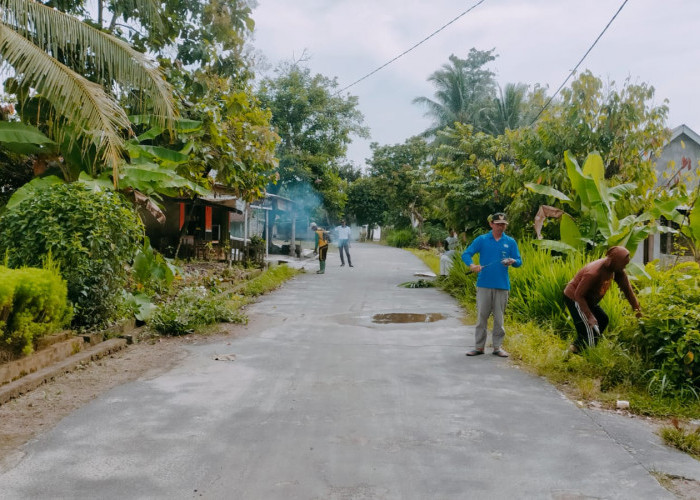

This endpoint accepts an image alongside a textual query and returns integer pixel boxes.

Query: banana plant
[526,151,681,276]
[2,119,209,213]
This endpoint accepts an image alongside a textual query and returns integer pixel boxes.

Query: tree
[413,49,497,138]
[345,176,387,229]
[365,137,430,228]
[430,123,513,234]
[257,62,368,220]
[0,0,176,179]
[505,71,669,231]
[481,83,546,136]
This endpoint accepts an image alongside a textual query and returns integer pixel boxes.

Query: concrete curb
[0,338,128,406]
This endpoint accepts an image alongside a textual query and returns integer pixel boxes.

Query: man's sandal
[466,349,485,356]
[492,349,509,358]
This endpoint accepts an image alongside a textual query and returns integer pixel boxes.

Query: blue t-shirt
[461,232,522,290]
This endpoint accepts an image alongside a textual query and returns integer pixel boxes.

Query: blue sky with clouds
[251,0,700,169]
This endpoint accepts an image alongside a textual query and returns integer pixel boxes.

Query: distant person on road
[311,222,329,274]
[563,246,641,353]
[336,219,353,267]
[461,213,522,358]
[439,228,459,276]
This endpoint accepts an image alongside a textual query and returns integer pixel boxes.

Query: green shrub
[419,222,448,247]
[148,287,246,336]
[132,237,177,295]
[386,228,417,248]
[622,262,700,397]
[0,183,143,329]
[0,265,71,355]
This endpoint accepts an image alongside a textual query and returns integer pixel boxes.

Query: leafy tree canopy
[505,70,669,229]
[257,62,368,220]
[413,48,498,138]
[365,136,430,228]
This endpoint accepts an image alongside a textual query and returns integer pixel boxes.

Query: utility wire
[528,0,629,126]
[334,0,487,96]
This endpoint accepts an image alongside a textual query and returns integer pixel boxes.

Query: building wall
[646,127,700,262]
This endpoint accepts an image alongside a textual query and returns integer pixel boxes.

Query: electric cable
[528,0,629,126]
[334,0,487,96]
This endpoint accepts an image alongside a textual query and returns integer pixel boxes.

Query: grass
[239,263,300,297]
[660,421,700,459]
[407,248,440,275]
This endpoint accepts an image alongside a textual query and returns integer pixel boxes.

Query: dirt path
[0,327,240,471]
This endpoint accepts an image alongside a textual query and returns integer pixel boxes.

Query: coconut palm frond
[0,24,127,178]
[115,0,164,32]
[0,0,175,125]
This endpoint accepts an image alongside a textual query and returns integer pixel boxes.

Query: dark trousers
[338,240,351,265]
[318,245,328,261]
[564,295,609,349]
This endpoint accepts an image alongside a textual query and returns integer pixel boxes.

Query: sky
[250,0,700,169]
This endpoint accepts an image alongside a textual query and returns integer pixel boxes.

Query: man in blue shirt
[461,212,522,357]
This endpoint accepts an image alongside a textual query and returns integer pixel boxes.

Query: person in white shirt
[336,219,353,267]
[439,228,459,276]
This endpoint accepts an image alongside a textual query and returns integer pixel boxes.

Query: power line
[528,0,629,126]
[334,0,487,96]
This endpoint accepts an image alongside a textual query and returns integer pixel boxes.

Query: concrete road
[0,243,696,499]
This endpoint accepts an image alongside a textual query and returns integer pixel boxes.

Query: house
[142,187,304,263]
[640,124,700,264]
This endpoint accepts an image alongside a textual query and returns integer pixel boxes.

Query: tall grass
[407,248,440,275]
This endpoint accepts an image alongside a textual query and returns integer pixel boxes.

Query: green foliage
[622,262,700,397]
[0,265,71,355]
[419,222,448,247]
[525,151,681,277]
[132,237,178,295]
[506,71,669,232]
[258,62,368,219]
[431,124,511,233]
[386,228,417,248]
[239,264,299,297]
[0,183,143,329]
[345,176,387,229]
[398,279,435,288]
[365,137,430,228]
[148,286,245,336]
[413,49,498,137]
[660,422,700,458]
[1,0,175,181]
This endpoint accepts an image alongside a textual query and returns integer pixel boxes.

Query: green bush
[622,262,700,397]
[0,265,71,355]
[386,228,417,248]
[419,223,448,247]
[132,237,177,295]
[148,286,245,336]
[0,183,143,329]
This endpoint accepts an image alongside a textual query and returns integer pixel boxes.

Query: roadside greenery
[0,184,142,329]
[147,264,299,336]
[0,265,71,355]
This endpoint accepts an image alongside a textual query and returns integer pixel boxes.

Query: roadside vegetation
[0,0,699,460]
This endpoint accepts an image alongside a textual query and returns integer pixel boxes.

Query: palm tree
[413,49,497,138]
[0,0,175,180]
[481,83,528,136]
